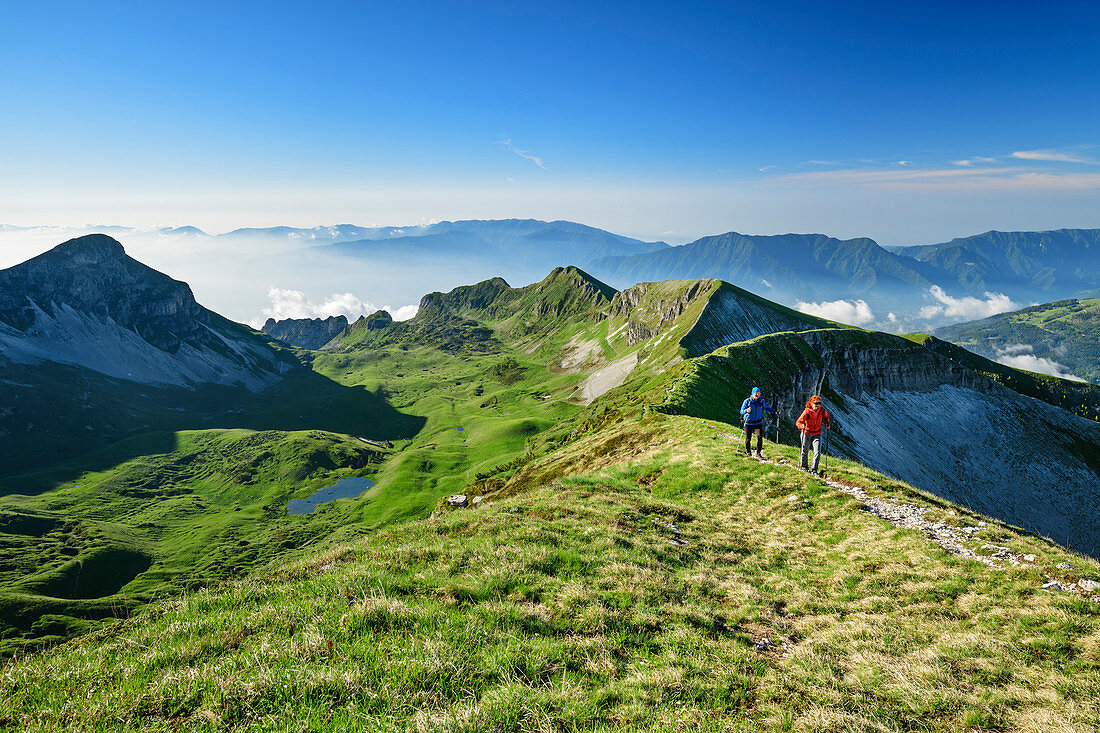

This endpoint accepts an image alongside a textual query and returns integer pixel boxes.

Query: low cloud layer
[257,287,418,326]
[795,298,875,326]
[994,343,1084,382]
[918,286,1019,321]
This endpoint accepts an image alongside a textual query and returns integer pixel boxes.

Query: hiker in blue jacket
[740,387,780,458]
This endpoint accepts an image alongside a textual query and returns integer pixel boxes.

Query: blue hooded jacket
[740,394,777,426]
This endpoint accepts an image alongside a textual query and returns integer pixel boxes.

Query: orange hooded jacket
[795,405,830,436]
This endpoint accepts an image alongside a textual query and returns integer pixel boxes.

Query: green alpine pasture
[2,415,1097,732]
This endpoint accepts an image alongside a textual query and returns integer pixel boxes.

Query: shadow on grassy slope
[0,363,426,488]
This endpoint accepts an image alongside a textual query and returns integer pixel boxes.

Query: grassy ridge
[2,415,1097,731]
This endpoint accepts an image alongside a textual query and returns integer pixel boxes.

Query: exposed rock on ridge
[262,315,349,350]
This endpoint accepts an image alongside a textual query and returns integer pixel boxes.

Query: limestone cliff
[0,234,294,391]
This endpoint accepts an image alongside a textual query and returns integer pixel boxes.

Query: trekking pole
[823,426,829,476]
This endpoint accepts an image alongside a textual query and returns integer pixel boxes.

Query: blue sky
[3,0,1099,244]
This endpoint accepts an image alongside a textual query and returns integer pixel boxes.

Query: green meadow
[2,414,1097,732]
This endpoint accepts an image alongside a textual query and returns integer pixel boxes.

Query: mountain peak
[51,233,127,263]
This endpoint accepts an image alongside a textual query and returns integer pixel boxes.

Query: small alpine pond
[287,476,376,515]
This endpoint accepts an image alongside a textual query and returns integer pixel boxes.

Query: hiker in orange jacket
[795,395,831,475]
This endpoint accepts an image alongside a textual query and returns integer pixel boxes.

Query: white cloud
[886,312,897,323]
[953,160,972,167]
[918,285,1019,321]
[256,287,418,326]
[495,138,546,170]
[390,304,420,321]
[1011,148,1094,164]
[897,160,912,166]
[760,278,772,288]
[794,298,875,326]
[993,343,1084,381]
[758,165,777,172]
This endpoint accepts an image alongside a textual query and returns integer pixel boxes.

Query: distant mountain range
[6,222,1100,332]
[587,228,1100,328]
[316,219,667,282]
[587,232,936,317]
[890,229,1100,302]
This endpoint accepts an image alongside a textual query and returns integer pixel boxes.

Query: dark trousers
[745,424,763,453]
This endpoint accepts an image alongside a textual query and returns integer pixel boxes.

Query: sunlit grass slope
[3,414,1098,732]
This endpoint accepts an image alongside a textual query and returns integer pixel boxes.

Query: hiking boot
[754,451,763,459]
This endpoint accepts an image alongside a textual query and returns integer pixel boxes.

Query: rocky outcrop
[610,280,712,345]
[361,310,393,331]
[262,315,349,349]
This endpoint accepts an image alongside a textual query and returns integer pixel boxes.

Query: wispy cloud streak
[495,138,547,170]
[1011,148,1095,164]
[756,165,1100,191]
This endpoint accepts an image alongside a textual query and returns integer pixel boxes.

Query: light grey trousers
[800,432,822,472]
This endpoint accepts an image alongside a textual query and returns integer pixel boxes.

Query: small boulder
[1023,554,1038,563]
[447,494,468,508]
[1079,579,1100,593]
[1056,562,1074,570]
[471,496,483,506]
[1041,581,1064,592]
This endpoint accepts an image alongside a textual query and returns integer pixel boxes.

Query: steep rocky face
[0,234,293,390]
[680,282,832,356]
[610,280,713,345]
[361,310,393,331]
[665,328,1100,557]
[0,235,208,353]
[262,315,349,350]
